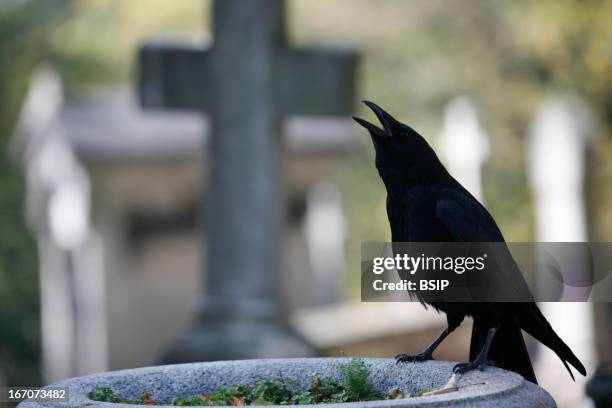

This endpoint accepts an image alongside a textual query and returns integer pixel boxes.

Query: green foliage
[87,388,156,405]
[86,387,120,403]
[49,0,207,94]
[249,378,294,405]
[0,163,40,385]
[0,0,72,386]
[87,359,406,405]
[290,378,346,404]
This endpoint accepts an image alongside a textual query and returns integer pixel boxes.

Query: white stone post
[527,95,596,407]
[439,95,489,202]
[12,66,108,381]
[303,181,346,305]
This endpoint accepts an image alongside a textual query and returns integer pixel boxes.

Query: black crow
[353,101,586,384]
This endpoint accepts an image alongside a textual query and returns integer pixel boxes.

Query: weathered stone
[19,358,555,408]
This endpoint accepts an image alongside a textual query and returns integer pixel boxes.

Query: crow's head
[353,101,449,190]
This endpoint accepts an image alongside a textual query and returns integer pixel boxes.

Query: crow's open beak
[352,116,387,140]
[362,100,401,136]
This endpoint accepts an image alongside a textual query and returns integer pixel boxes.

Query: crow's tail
[518,303,586,381]
[470,316,537,383]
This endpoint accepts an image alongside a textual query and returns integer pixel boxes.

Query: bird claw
[395,352,434,365]
[452,359,495,374]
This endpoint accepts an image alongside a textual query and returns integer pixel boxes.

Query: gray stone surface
[19,358,555,408]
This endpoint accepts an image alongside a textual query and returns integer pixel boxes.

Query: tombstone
[138,0,357,361]
[303,181,346,305]
[527,95,596,406]
[11,65,108,382]
[439,95,489,202]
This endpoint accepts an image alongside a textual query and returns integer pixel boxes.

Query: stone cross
[527,95,595,406]
[138,0,357,361]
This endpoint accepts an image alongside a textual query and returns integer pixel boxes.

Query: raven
[353,101,586,384]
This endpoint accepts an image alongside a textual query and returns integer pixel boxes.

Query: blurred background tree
[1,0,611,384]
[0,0,73,385]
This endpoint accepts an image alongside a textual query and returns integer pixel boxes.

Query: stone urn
[18,358,555,408]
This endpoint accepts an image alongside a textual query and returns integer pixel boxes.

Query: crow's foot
[452,359,495,375]
[395,351,434,365]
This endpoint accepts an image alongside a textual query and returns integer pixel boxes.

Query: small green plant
[250,378,293,404]
[87,388,157,405]
[87,387,120,403]
[338,358,378,401]
[290,378,346,404]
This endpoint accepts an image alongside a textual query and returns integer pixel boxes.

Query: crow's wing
[435,192,504,242]
[435,195,534,302]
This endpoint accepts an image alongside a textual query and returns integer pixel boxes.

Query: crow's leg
[395,314,464,364]
[395,327,449,364]
[453,326,498,374]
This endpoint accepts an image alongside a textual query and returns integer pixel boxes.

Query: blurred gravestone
[439,95,489,202]
[303,181,346,305]
[12,65,107,381]
[527,95,596,407]
[138,0,357,361]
